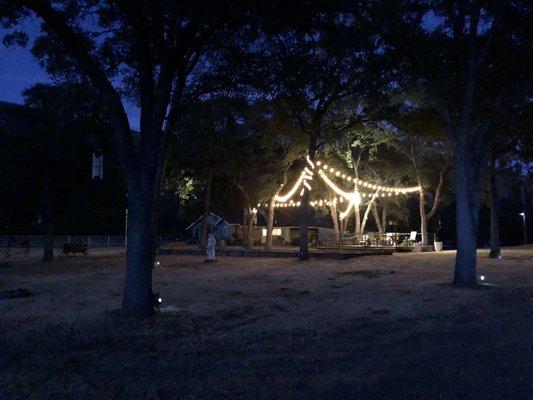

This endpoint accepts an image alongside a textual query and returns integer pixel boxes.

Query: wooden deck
[158,246,394,259]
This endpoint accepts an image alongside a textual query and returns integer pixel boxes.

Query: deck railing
[318,232,435,248]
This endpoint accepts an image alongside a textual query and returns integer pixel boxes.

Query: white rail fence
[0,235,181,250]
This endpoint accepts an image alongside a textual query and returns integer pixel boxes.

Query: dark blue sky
[0,25,141,129]
[0,26,51,104]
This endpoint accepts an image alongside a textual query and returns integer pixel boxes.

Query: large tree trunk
[330,200,340,245]
[452,144,486,287]
[488,158,500,258]
[298,188,310,259]
[21,2,174,318]
[265,198,276,250]
[242,207,248,247]
[372,203,383,233]
[339,217,346,235]
[354,207,361,234]
[360,193,378,234]
[246,207,254,248]
[418,185,429,246]
[298,135,316,260]
[265,169,287,250]
[199,172,213,249]
[421,161,449,246]
[41,171,55,262]
[381,205,388,233]
[122,187,156,317]
[453,184,478,285]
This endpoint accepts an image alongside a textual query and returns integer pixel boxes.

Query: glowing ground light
[480,275,485,281]
[158,297,163,303]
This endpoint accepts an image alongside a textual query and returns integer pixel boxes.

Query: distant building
[185,209,335,247]
[185,212,237,243]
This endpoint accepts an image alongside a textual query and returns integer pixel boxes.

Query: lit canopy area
[266,156,421,220]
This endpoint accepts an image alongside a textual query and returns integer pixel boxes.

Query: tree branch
[115,1,156,133]
[21,0,136,174]
[426,157,450,220]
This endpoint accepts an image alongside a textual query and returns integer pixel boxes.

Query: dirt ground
[1,247,532,400]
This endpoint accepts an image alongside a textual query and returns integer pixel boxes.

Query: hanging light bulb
[349,192,361,206]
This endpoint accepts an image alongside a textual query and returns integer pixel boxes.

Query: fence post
[106,236,110,246]
[68,236,71,244]
[88,236,91,248]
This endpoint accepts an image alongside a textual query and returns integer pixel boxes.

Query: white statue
[205,233,216,262]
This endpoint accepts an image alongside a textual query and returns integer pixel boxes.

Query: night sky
[0,23,140,129]
[0,23,50,104]
[0,12,437,131]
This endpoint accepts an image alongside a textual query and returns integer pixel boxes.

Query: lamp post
[519,212,527,245]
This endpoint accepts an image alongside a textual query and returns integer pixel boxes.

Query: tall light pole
[519,212,527,245]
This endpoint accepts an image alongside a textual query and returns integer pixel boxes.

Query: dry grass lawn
[1,247,532,399]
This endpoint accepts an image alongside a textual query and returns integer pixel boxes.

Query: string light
[306,155,315,169]
[319,161,421,193]
[274,174,305,202]
[340,202,353,220]
[318,170,361,206]
[267,156,420,210]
